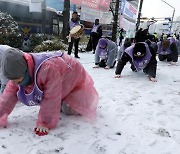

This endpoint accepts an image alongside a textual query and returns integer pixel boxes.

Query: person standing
[119,28,125,46]
[67,11,81,58]
[22,35,31,53]
[90,19,102,54]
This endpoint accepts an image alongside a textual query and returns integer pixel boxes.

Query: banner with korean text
[119,16,136,38]
[80,6,112,24]
[70,0,111,11]
[120,0,137,20]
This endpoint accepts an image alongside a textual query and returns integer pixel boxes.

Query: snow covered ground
[0,52,180,154]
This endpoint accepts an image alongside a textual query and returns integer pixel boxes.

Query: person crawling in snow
[0,45,11,94]
[157,35,178,65]
[115,29,157,82]
[0,48,99,136]
[93,38,117,69]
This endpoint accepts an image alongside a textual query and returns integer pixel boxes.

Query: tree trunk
[111,0,120,42]
[62,0,70,42]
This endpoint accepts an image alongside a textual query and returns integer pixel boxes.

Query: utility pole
[136,0,143,31]
[161,0,175,33]
[62,0,70,42]
[171,9,175,33]
[111,0,120,42]
[42,0,46,34]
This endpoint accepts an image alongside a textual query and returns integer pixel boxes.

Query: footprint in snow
[156,128,171,137]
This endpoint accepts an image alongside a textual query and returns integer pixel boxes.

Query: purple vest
[99,48,108,59]
[151,42,156,49]
[169,37,175,43]
[69,20,80,30]
[17,51,64,106]
[91,24,100,33]
[97,43,109,60]
[157,41,172,55]
[125,43,152,71]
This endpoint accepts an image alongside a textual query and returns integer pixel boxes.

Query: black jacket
[91,24,102,38]
[169,42,178,62]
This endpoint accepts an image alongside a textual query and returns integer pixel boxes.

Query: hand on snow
[170,62,177,65]
[114,74,121,78]
[149,76,157,82]
[0,114,8,128]
[104,66,110,69]
[34,126,49,136]
[93,65,99,68]
[66,35,69,39]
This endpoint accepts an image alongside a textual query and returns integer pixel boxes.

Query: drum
[70,24,84,39]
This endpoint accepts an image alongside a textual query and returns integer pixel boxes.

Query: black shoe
[75,55,80,58]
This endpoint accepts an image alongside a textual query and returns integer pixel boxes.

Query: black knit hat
[135,28,148,42]
[133,43,146,58]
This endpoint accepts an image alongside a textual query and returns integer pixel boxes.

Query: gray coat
[117,45,125,60]
[95,39,117,67]
[0,45,11,93]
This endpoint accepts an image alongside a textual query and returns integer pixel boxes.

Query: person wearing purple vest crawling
[67,11,81,58]
[157,37,178,65]
[90,19,102,54]
[117,38,132,60]
[115,42,157,82]
[93,38,117,69]
[0,48,99,136]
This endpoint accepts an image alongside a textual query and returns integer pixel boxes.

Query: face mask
[19,69,32,86]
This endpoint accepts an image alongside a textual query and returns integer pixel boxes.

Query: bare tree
[110,0,120,42]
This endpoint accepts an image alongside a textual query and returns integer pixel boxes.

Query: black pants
[91,33,100,53]
[119,37,123,46]
[86,37,92,51]
[99,60,116,68]
[68,38,80,56]
[158,54,173,62]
